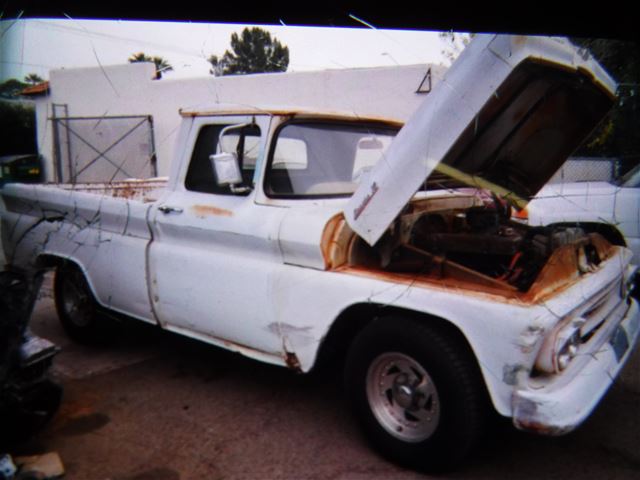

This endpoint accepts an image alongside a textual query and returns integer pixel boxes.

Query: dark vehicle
[0,155,43,186]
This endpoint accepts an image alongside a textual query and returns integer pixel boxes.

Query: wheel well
[35,255,97,300]
[550,222,626,246]
[313,303,477,375]
[35,254,68,270]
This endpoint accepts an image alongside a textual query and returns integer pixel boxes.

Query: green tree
[439,31,473,66]
[0,78,28,99]
[128,52,173,79]
[208,27,289,76]
[24,73,44,85]
[570,38,640,174]
[0,101,36,155]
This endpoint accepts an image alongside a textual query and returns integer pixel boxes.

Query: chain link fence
[548,157,620,184]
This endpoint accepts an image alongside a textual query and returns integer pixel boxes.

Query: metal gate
[51,106,157,183]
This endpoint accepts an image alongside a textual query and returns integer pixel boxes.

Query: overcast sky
[0,18,466,82]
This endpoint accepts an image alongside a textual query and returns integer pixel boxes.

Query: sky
[0,18,467,82]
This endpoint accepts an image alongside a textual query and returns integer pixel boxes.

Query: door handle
[158,205,183,214]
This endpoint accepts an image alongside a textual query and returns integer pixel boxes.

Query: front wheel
[344,317,489,471]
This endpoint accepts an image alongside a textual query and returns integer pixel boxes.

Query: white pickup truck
[2,35,639,470]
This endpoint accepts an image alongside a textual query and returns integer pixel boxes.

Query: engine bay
[325,192,614,299]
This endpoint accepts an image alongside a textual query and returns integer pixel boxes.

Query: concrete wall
[33,62,445,181]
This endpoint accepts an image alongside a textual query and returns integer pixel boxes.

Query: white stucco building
[24,62,445,182]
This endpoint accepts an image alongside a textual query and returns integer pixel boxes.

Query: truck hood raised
[345,35,617,246]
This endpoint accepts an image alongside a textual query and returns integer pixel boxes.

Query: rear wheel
[345,316,488,471]
[54,263,114,344]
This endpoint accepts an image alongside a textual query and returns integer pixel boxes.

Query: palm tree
[128,53,173,79]
[24,73,44,85]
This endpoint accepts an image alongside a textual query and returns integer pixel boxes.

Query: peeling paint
[267,322,317,350]
[267,322,313,336]
[60,179,167,203]
[503,364,528,386]
[517,324,545,354]
[512,396,573,436]
[284,350,302,373]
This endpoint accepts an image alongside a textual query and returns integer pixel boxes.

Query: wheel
[54,263,113,344]
[344,316,488,471]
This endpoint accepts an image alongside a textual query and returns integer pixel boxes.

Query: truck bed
[1,179,164,323]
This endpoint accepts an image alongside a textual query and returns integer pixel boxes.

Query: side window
[185,124,261,194]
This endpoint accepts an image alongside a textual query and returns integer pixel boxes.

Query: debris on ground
[0,452,65,480]
[0,454,17,479]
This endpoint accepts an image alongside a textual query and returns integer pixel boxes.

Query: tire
[631,272,640,301]
[344,316,488,471]
[54,263,114,344]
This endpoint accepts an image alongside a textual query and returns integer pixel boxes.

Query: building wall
[33,62,445,181]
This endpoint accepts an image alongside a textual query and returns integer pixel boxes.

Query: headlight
[535,325,582,374]
[555,330,581,371]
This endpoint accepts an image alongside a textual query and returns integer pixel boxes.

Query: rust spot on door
[191,205,233,217]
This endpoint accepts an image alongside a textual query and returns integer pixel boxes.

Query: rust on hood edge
[320,213,353,270]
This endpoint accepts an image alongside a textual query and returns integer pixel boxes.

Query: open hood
[345,35,617,246]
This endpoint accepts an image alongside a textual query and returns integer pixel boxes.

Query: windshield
[264,122,398,197]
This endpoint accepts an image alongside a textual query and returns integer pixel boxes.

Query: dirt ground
[9,276,640,480]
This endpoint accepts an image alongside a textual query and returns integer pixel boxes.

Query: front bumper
[512,297,640,435]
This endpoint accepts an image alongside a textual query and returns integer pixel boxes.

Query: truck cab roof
[178,104,403,126]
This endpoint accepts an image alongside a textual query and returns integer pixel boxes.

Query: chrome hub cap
[366,352,440,442]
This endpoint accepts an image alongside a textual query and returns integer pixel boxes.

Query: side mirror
[210,152,242,186]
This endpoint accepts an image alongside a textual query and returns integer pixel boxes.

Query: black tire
[344,316,489,472]
[631,272,640,301]
[54,263,114,344]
